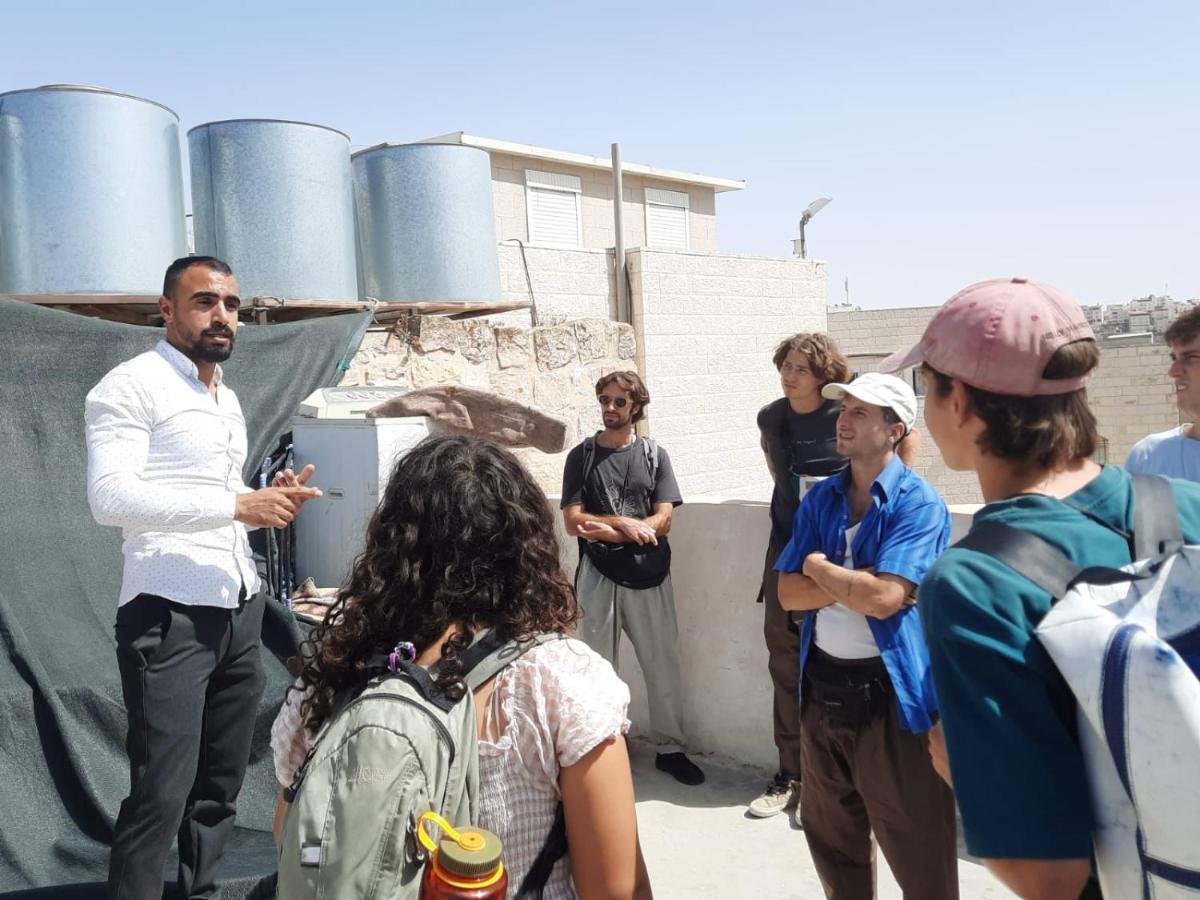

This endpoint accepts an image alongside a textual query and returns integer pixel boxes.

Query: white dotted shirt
[271,638,630,899]
[85,340,260,607]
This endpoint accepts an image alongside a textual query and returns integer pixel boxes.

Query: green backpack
[276,631,562,900]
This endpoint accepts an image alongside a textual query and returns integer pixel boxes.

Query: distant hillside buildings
[1081,294,1198,339]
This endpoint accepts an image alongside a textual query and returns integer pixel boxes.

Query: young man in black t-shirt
[561,371,704,786]
[750,333,851,816]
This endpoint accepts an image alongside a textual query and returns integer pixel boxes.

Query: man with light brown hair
[750,333,851,816]
[560,371,704,785]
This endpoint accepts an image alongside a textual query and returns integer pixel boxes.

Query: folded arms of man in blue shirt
[780,553,916,617]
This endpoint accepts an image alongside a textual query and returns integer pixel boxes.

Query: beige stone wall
[827,307,1181,506]
[629,248,828,499]
[489,152,718,252]
[338,315,637,492]
[1090,343,1177,464]
[497,244,614,322]
[827,306,933,357]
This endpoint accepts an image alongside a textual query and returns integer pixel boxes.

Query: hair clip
[388,641,417,674]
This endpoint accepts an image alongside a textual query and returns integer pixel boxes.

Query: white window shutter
[645,188,690,250]
[525,170,582,247]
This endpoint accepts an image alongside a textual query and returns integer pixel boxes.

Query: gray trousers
[575,555,687,753]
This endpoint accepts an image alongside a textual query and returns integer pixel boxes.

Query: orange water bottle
[417,812,508,900]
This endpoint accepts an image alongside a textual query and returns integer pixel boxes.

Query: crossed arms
[562,501,674,546]
[777,553,916,619]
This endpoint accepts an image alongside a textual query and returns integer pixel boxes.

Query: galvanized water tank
[0,85,187,296]
[189,119,358,302]
[353,143,502,304]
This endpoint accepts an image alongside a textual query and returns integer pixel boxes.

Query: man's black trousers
[108,590,266,900]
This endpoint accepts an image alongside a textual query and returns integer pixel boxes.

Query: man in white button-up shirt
[86,256,320,900]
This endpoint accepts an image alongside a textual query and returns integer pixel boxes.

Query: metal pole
[799,219,807,260]
[612,143,628,323]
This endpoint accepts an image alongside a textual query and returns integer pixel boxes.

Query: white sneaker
[747,772,799,818]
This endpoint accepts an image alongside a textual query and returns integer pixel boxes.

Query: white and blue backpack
[960,474,1200,900]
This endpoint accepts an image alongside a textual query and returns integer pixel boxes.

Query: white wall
[629,249,828,501]
[497,244,614,323]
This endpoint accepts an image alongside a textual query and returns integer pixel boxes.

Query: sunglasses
[598,395,628,408]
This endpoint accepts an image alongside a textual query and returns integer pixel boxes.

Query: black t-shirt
[758,398,846,545]
[560,436,683,588]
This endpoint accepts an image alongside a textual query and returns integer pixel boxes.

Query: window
[525,170,582,247]
[848,353,926,397]
[910,367,927,398]
[645,188,690,249]
[847,354,887,377]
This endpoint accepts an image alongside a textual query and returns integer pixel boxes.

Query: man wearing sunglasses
[561,371,704,786]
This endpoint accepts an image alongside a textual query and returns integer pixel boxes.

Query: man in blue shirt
[777,372,956,900]
[1127,305,1200,480]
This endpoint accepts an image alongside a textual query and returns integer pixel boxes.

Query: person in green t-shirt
[880,277,1200,900]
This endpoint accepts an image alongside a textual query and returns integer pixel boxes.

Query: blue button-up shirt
[775,455,950,733]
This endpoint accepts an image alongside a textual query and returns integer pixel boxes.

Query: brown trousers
[761,539,804,776]
[799,668,959,900]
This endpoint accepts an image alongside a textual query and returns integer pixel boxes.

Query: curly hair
[771,333,852,385]
[595,370,651,424]
[294,435,580,736]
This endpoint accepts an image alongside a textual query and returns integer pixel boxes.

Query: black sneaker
[655,751,705,785]
[747,771,800,818]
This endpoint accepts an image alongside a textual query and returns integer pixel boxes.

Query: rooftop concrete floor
[629,740,1016,900]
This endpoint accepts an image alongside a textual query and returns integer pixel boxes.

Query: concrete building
[1080,294,1196,339]
[362,133,833,501]
[420,132,744,253]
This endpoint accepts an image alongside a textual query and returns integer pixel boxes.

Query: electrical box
[291,389,434,589]
[297,386,410,419]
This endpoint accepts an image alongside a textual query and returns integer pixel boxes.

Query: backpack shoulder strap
[581,436,597,483]
[642,437,659,483]
[463,632,567,691]
[955,520,1082,598]
[1131,473,1184,559]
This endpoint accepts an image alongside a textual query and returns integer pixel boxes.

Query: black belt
[805,646,891,726]
[808,645,888,681]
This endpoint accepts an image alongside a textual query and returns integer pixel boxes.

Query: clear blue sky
[6,0,1197,308]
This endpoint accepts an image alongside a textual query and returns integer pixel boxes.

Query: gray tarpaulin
[0,299,371,895]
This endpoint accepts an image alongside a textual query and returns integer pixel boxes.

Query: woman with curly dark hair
[270,435,650,898]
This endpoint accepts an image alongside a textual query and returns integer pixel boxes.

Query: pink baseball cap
[879,277,1097,396]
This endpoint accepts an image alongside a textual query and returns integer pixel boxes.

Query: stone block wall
[1089,343,1177,464]
[629,248,828,499]
[827,306,932,358]
[827,306,1181,505]
[339,315,637,492]
[497,244,614,323]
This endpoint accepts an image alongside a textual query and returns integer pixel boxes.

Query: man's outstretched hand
[272,464,316,490]
[236,464,320,528]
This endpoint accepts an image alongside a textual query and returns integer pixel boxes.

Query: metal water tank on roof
[353,142,502,304]
[188,119,358,302]
[0,84,187,296]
